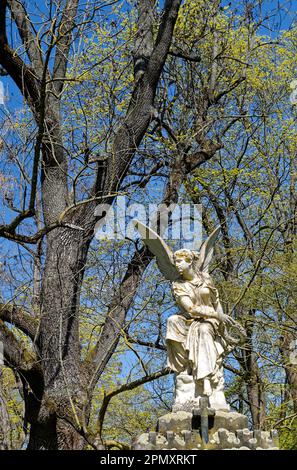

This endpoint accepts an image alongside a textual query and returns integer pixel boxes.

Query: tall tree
[0,0,182,449]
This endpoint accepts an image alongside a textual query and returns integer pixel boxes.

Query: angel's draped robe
[166,276,225,383]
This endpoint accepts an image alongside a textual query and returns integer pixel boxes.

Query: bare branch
[7,0,44,75]
[85,246,153,389]
[125,334,166,351]
[133,0,154,82]
[0,0,40,108]
[0,320,38,372]
[52,0,79,96]
[147,0,181,89]
[0,303,38,341]
[97,367,171,436]
[168,48,201,62]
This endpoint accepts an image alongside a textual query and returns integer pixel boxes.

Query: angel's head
[173,249,198,279]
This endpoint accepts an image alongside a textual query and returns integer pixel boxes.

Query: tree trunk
[25,227,91,449]
[245,357,266,429]
[0,0,182,449]
[280,331,297,413]
[0,388,11,449]
[244,314,266,429]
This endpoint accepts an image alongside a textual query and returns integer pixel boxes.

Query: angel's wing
[194,225,221,273]
[132,219,180,281]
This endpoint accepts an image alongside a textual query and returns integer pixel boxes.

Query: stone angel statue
[133,219,246,411]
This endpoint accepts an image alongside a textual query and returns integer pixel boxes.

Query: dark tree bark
[243,313,266,429]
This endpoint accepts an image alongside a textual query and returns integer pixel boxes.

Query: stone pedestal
[132,410,279,450]
[173,372,230,412]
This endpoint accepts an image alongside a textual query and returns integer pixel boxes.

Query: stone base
[132,410,279,450]
[173,373,230,412]
[173,393,230,413]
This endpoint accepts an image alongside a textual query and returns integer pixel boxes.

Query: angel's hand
[219,314,233,325]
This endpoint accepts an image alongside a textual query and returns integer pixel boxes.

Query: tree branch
[0,303,38,341]
[0,320,39,372]
[7,0,44,75]
[0,217,84,244]
[213,77,246,104]
[125,334,166,351]
[90,0,181,197]
[85,246,153,390]
[147,0,181,89]
[133,0,154,82]
[97,367,172,437]
[52,0,79,96]
[169,48,201,62]
[0,0,40,109]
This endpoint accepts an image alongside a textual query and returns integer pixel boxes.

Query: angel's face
[174,251,193,277]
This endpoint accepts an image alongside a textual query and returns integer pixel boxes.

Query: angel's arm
[176,295,219,319]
